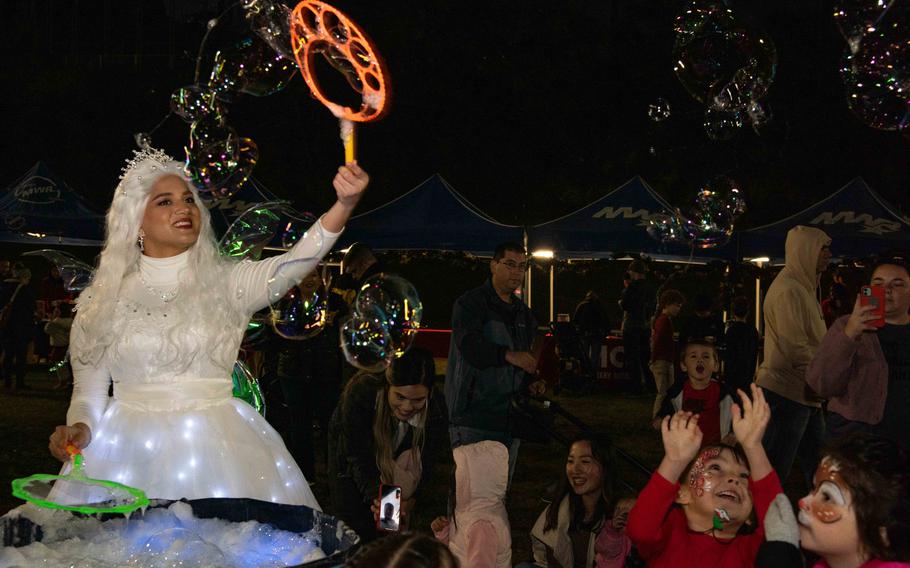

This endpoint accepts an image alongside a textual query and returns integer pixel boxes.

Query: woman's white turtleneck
[138,249,190,288]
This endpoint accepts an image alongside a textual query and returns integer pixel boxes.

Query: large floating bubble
[270,271,328,340]
[833,0,897,54]
[245,0,295,60]
[703,105,743,141]
[684,175,746,248]
[646,213,686,244]
[170,85,219,123]
[22,250,94,292]
[185,136,259,199]
[673,3,777,109]
[209,36,297,99]
[340,307,395,372]
[355,274,423,356]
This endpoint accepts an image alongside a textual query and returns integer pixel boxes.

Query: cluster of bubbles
[667,2,777,139]
[647,175,747,248]
[340,275,423,372]
[834,1,910,133]
[167,0,300,200]
[218,201,316,349]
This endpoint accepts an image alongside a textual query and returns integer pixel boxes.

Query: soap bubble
[682,175,746,248]
[646,213,686,244]
[270,271,328,340]
[245,0,295,60]
[340,307,395,372]
[355,274,423,356]
[673,2,776,108]
[703,105,743,140]
[170,85,219,123]
[232,359,266,416]
[185,136,259,199]
[648,98,672,122]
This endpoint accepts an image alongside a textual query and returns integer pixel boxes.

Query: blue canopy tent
[740,177,910,263]
[0,162,105,246]
[527,176,738,261]
[337,174,524,255]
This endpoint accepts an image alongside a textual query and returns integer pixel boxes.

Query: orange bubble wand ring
[290,0,390,163]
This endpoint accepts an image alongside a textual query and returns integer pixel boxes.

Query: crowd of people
[1,148,907,567]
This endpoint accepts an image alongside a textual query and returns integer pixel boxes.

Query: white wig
[71,149,245,369]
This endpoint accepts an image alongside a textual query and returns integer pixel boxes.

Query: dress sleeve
[66,358,112,435]
[626,471,677,559]
[229,217,343,315]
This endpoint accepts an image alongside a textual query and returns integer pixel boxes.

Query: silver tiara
[119,147,177,181]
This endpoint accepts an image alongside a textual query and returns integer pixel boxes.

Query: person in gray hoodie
[755,225,832,486]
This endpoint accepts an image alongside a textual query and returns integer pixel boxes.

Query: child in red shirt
[654,339,734,445]
[627,384,783,567]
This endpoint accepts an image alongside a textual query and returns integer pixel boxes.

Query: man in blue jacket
[445,242,545,489]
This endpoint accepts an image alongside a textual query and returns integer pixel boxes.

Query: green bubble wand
[11,444,149,515]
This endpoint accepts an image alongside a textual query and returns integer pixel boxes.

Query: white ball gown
[61,221,340,508]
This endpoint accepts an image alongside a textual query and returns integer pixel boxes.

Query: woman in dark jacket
[328,346,447,542]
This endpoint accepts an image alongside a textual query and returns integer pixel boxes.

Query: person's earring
[138,229,145,252]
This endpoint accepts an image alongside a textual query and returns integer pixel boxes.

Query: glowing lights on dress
[145,440,154,450]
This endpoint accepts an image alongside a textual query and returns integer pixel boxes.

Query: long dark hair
[341,347,436,485]
[544,433,619,533]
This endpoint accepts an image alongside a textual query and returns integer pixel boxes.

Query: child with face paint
[653,339,735,446]
[797,434,910,568]
[627,383,781,567]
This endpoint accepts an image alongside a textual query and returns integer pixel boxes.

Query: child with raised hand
[797,433,910,568]
[627,384,782,567]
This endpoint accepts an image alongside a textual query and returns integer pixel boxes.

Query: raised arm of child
[657,411,703,483]
[731,384,783,533]
[731,384,772,481]
[627,411,702,553]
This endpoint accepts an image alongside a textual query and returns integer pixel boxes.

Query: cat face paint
[799,458,847,524]
[797,456,862,560]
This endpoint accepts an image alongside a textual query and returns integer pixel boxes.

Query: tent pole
[549,262,555,323]
[754,261,763,334]
[524,228,532,308]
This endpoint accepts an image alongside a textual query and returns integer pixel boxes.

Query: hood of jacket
[454,440,508,513]
[780,225,831,292]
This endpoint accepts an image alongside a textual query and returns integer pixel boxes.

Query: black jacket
[444,279,536,440]
[327,372,447,510]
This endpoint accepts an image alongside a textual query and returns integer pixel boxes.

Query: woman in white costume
[47,148,368,508]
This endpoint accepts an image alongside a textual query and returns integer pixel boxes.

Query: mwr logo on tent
[810,211,902,235]
[13,175,63,205]
[591,206,654,226]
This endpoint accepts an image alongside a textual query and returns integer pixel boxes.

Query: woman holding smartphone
[807,258,910,442]
[328,347,447,542]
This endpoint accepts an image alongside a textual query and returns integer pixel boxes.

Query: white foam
[1,502,327,568]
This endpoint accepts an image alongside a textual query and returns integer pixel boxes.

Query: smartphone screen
[377,484,402,531]
[861,285,886,328]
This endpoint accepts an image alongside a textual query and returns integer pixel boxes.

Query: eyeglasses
[497,260,529,272]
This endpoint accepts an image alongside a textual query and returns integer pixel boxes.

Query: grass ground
[1,368,808,562]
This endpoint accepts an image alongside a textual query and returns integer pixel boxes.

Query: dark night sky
[2,0,908,229]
